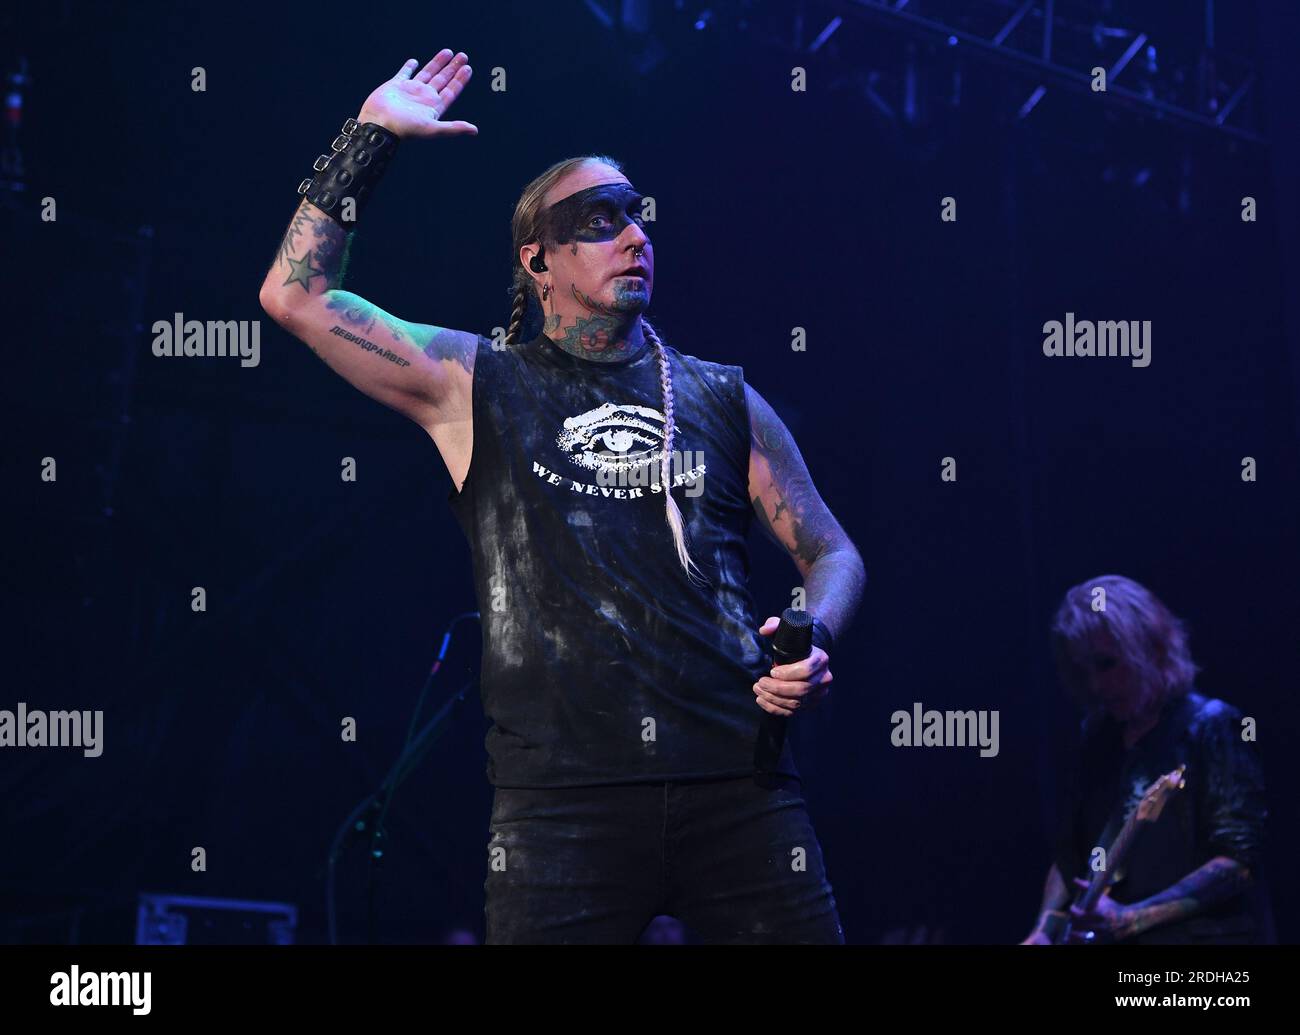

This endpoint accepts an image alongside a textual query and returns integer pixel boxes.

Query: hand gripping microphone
[754,607,813,775]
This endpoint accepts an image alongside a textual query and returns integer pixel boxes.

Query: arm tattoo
[747,382,866,639]
[413,326,478,373]
[324,293,411,345]
[276,204,315,266]
[282,250,325,293]
[327,325,411,367]
[309,215,349,289]
[275,202,351,292]
[323,293,477,374]
[273,202,478,378]
[749,395,827,565]
[325,293,379,334]
[1132,856,1253,934]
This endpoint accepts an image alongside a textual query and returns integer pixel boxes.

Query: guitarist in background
[1021,575,1273,945]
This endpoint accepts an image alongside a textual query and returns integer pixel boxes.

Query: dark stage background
[5,1,1298,944]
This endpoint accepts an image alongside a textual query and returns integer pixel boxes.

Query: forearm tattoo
[274,201,478,377]
[276,202,351,293]
[1134,856,1253,932]
[276,204,316,267]
[747,383,866,638]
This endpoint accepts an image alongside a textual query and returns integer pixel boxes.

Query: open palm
[358,49,478,138]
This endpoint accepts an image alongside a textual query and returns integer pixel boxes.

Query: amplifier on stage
[135,893,298,946]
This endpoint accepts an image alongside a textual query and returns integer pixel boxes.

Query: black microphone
[754,607,813,775]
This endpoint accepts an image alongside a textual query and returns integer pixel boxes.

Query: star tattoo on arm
[282,249,326,293]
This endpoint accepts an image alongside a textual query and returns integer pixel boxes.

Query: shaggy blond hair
[1050,574,1199,706]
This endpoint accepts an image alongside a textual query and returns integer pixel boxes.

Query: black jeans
[484,774,845,944]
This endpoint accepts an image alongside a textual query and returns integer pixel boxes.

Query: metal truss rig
[588,0,1263,145]
[817,0,1261,144]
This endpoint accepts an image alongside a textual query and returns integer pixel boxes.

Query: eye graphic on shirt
[557,402,667,473]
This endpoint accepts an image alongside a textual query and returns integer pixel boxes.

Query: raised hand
[357,50,478,139]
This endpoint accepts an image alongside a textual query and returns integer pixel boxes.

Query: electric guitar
[1043,763,1187,944]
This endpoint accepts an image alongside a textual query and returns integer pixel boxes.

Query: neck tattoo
[543,294,646,362]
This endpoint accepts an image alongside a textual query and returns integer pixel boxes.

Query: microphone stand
[326,611,480,945]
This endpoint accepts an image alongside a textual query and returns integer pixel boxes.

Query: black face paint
[538,182,647,247]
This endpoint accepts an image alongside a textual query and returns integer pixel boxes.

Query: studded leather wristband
[297,117,401,227]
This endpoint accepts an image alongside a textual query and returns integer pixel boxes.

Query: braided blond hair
[641,319,709,586]
[504,282,529,351]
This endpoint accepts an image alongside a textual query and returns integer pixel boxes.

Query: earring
[542,284,551,301]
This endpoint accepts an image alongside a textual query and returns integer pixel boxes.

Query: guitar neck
[1077,814,1139,910]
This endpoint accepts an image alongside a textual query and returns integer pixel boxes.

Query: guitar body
[1045,764,1186,944]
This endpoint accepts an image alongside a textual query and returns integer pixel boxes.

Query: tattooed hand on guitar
[1063,880,1141,943]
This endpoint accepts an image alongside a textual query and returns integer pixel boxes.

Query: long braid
[643,319,710,587]
[504,284,528,347]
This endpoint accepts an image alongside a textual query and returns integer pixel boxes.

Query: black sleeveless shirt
[448,330,799,788]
